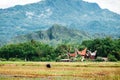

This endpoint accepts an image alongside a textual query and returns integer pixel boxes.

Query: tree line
[0,37,119,61]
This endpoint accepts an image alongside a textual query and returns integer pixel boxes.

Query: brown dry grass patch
[0,62,120,80]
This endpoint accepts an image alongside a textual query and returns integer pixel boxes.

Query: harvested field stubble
[0,62,120,80]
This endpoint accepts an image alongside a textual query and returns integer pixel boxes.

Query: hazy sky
[84,0,120,14]
[0,0,41,8]
[0,0,120,14]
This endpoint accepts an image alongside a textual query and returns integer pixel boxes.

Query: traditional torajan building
[86,50,97,59]
[67,51,78,60]
[77,48,87,61]
[64,48,97,62]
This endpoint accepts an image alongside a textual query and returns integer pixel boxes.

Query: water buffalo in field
[46,64,51,68]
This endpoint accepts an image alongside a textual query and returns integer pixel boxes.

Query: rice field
[0,61,120,80]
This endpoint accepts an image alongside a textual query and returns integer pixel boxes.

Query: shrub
[108,54,117,62]
[0,58,7,61]
[9,58,22,61]
[55,57,61,62]
[32,57,41,61]
[40,57,47,61]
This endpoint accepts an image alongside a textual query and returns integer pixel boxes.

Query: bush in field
[31,57,41,61]
[55,57,61,62]
[9,58,23,61]
[0,58,7,61]
[108,54,117,62]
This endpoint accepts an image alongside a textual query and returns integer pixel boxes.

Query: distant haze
[84,0,120,14]
[0,0,120,14]
[0,0,42,9]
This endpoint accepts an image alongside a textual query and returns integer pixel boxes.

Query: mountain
[12,24,91,45]
[0,0,120,46]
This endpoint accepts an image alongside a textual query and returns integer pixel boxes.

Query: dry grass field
[0,61,120,80]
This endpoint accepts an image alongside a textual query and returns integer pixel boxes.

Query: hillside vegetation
[11,24,91,46]
[0,0,120,46]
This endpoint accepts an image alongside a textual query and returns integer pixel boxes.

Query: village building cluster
[60,48,97,62]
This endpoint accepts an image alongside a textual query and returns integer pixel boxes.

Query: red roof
[77,48,87,56]
[68,52,77,57]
